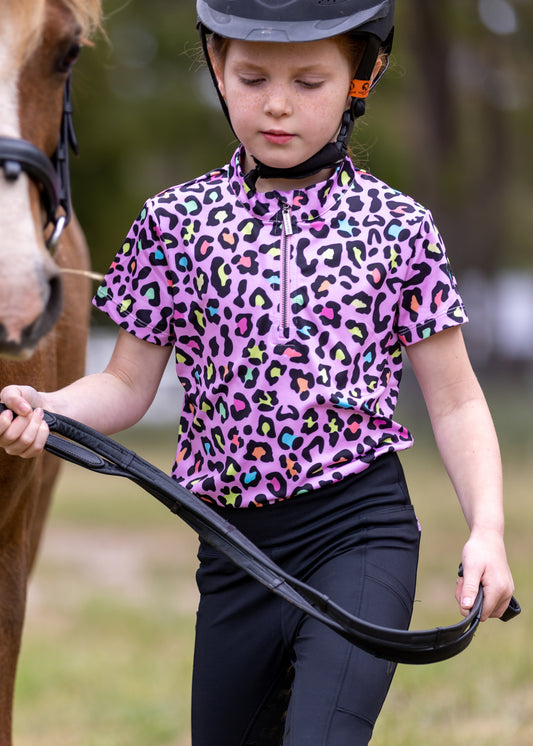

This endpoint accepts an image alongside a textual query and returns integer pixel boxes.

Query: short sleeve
[92,200,176,346]
[396,212,468,345]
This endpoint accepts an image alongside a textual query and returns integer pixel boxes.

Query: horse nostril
[0,274,63,358]
[21,274,64,348]
[46,274,63,320]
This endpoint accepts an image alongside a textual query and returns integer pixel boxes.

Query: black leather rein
[2,405,519,664]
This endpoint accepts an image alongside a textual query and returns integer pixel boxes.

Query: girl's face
[213,38,356,190]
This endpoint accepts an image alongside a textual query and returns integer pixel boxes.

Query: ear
[346,53,389,105]
[371,54,387,84]
[210,53,226,98]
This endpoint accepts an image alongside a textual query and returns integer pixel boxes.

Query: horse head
[0,0,100,360]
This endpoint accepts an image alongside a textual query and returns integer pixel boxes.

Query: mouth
[262,130,295,145]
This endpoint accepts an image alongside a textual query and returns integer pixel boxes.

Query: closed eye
[297,80,324,89]
[239,77,265,87]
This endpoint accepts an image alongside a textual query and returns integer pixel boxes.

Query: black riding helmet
[197,0,395,191]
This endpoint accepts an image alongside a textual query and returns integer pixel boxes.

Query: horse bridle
[0,74,77,251]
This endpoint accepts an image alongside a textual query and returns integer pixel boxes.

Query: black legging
[191,453,421,745]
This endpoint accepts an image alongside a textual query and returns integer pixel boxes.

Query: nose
[264,85,292,118]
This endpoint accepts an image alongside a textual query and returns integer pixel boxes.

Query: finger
[1,385,36,416]
[18,416,50,458]
[455,576,464,610]
[0,408,35,443]
[2,409,46,457]
[460,571,482,615]
[11,398,32,416]
[480,580,515,621]
[490,598,513,620]
[0,406,14,433]
[478,591,501,621]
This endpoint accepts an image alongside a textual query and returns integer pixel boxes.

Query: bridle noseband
[0,74,77,252]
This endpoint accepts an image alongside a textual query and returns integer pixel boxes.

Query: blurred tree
[401,0,532,275]
[70,0,232,275]
[70,0,532,281]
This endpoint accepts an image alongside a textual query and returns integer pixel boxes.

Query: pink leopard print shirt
[94,148,467,507]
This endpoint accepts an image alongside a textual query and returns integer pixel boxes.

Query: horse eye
[57,42,82,74]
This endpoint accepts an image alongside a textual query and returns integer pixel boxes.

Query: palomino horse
[0,1,101,742]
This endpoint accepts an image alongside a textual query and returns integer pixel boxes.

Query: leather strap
[0,404,519,662]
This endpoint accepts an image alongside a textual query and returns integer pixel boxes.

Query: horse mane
[5,0,103,66]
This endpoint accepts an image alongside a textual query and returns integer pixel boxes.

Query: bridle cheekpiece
[0,74,77,251]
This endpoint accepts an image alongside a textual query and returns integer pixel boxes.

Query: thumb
[0,385,38,416]
[460,570,481,612]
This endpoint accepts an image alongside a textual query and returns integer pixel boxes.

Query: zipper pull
[281,203,294,236]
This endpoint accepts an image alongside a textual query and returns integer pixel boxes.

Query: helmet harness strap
[198,24,383,193]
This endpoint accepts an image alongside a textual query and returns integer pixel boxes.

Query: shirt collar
[227,146,357,225]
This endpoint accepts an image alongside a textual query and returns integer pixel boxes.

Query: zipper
[280,202,293,335]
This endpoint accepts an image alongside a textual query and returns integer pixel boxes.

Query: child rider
[0,1,515,744]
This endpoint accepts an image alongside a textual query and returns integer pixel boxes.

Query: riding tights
[191,453,421,746]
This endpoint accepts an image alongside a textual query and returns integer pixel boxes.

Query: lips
[262,130,294,145]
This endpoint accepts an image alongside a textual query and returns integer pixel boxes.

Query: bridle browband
[0,74,77,251]
[0,403,518,665]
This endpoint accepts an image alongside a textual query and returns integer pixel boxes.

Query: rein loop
[0,404,518,665]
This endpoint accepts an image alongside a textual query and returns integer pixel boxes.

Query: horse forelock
[1,0,102,73]
[63,0,104,39]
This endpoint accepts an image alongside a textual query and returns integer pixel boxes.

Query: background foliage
[70,0,533,279]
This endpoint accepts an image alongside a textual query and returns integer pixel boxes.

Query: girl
[0,1,514,744]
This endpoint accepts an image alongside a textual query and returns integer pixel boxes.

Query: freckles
[227,91,260,123]
[308,97,344,125]
[228,99,255,126]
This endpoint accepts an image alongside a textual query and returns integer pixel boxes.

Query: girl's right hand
[0,385,49,458]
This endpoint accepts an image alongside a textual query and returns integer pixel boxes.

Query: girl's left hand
[456,533,515,621]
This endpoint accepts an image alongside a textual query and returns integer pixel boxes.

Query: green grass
[373,445,533,746]
[13,408,533,745]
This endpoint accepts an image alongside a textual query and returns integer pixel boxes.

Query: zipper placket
[280,202,293,334]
